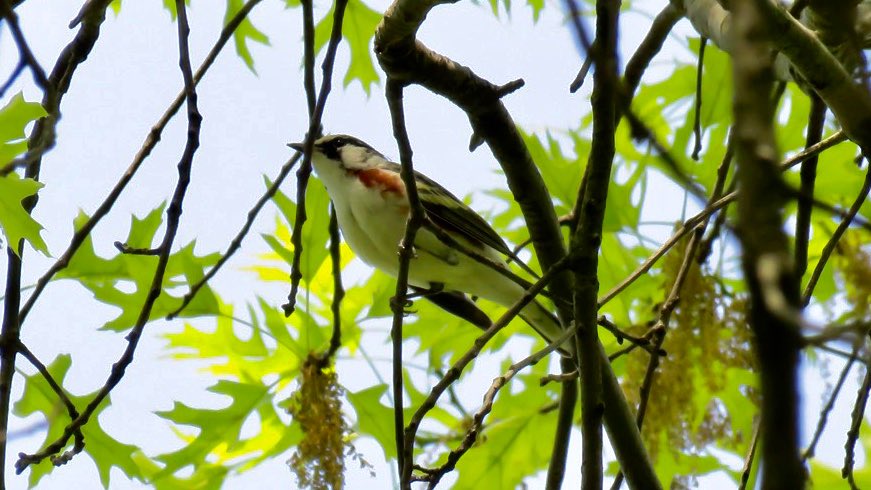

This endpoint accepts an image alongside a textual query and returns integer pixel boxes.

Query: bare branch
[19,0,267,323]
[384,79,420,488]
[732,1,804,486]
[843,339,871,489]
[1,0,115,481]
[802,164,871,303]
[16,0,202,470]
[0,0,48,93]
[417,321,583,489]
[803,338,862,461]
[282,0,350,317]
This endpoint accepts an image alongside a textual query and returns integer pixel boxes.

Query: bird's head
[289,134,385,171]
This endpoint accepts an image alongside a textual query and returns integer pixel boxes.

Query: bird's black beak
[288,142,305,152]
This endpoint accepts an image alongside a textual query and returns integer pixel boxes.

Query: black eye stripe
[322,140,341,160]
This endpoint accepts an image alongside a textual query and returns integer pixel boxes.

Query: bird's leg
[390,283,445,317]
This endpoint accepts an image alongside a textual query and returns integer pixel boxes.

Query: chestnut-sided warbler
[289,134,568,356]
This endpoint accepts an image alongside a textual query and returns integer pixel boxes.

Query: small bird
[289,134,568,356]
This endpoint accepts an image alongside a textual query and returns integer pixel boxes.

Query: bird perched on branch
[289,134,569,357]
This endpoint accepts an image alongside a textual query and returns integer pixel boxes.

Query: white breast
[311,156,407,274]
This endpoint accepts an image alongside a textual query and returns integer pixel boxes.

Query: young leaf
[0,93,47,164]
[0,173,47,255]
[224,0,270,72]
[346,384,396,459]
[57,207,221,331]
[154,380,272,480]
[313,0,382,95]
[13,354,147,488]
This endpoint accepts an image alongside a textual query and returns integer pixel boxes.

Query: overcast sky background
[0,0,864,488]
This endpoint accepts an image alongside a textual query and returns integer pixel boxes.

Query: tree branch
[794,95,826,279]
[375,3,660,487]
[732,1,804,487]
[282,0,350,317]
[570,0,621,485]
[0,1,114,483]
[20,0,266,323]
[842,337,871,489]
[384,79,420,488]
[682,0,871,149]
[15,0,202,471]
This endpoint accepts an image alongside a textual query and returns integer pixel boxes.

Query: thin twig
[842,348,871,488]
[113,242,161,255]
[385,79,421,490]
[417,321,583,488]
[19,0,266,323]
[545,355,578,490]
[691,38,707,161]
[803,163,871,304]
[318,205,344,366]
[15,0,202,471]
[803,338,862,461]
[0,61,26,100]
[597,316,664,356]
[0,0,49,91]
[282,0,349,317]
[166,153,300,319]
[15,342,81,448]
[301,0,316,117]
[738,419,761,490]
[598,196,724,307]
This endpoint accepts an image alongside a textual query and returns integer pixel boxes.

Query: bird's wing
[413,169,513,257]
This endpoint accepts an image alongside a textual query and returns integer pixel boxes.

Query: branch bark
[682,0,871,149]
[0,1,114,484]
[375,2,659,488]
[732,1,804,487]
[569,0,622,486]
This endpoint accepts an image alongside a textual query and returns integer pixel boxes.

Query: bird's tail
[519,300,573,358]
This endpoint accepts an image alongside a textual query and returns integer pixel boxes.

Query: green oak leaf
[225,0,270,72]
[57,206,221,331]
[153,380,274,480]
[346,384,396,459]
[13,354,146,488]
[0,92,47,165]
[314,0,382,95]
[0,173,47,255]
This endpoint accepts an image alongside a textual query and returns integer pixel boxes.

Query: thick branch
[732,1,804,488]
[569,0,622,486]
[375,4,660,488]
[682,0,871,149]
